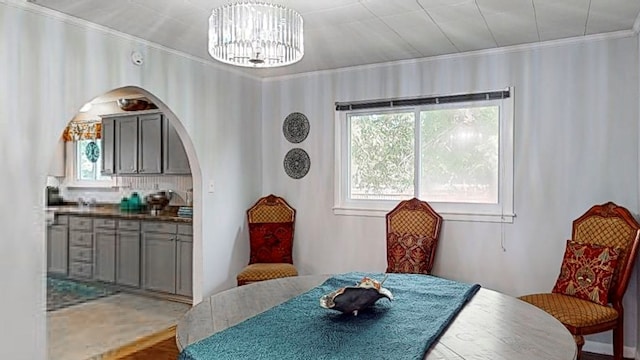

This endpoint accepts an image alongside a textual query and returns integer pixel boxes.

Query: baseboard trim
[100,325,176,360]
[583,340,636,359]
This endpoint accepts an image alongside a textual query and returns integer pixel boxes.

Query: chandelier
[208,1,304,68]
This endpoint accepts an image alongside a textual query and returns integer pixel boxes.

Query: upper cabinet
[137,113,163,174]
[163,116,191,175]
[114,115,139,174]
[102,112,190,175]
[101,118,115,175]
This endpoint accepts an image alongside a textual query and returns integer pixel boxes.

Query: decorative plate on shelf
[85,141,100,163]
[282,112,310,143]
[283,148,310,179]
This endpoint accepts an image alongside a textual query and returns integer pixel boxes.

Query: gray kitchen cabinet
[176,233,193,297]
[141,221,192,296]
[142,231,176,294]
[138,113,163,174]
[101,111,189,175]
[117,220,140,287]
[111,113,162,174]
[163,117,191,174]
[101,118,115,175]
[115,115,138,174]
[47,215,68,275]
[93,218,117,283]
[68,216,93,279]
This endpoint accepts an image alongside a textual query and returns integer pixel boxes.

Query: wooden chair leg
[613,325,623,360]
[574,335,584,360]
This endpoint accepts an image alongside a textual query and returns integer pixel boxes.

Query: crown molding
[264,29,636,82]
[5,0,262,81]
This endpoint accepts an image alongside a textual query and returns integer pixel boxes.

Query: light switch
[208,180,215,193]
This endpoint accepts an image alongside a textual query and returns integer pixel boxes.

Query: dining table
[176,275,577,360]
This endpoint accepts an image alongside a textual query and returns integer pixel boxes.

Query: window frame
[63,140,115,188]
[334,88,514,223]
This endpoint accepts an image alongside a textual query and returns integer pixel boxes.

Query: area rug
[47,277,118,312]
[179,272,480,360]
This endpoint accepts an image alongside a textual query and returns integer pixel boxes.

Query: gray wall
[261,34,640,354]
[0,3,261,359]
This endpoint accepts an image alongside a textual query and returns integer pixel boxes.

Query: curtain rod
[335,89,510,111]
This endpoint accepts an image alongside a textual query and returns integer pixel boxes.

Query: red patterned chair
[519,202,640,360]
[236,194,298,286]
[385,198,443,274]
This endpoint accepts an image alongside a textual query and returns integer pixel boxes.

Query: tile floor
[47,293,190,360]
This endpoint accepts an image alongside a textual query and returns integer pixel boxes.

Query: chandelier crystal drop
[208,1,304,68]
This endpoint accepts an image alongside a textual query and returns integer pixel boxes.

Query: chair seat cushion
[519,293,619,328]
[236,263,298,284]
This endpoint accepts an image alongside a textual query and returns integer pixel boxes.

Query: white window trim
[62,141,116,189]
[334,88,515,223]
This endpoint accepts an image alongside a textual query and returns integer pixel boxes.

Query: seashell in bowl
[320,276,393,316]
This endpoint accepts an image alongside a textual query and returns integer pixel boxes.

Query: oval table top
[177,275,576,360]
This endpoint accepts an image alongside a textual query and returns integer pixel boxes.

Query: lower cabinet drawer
[69,231,93,247]
[69,262,92,278]
[69,246,93,262]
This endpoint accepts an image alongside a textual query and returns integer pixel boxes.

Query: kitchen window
[76,140,110,181]
[64,140,114,187]
[334,88,514,222]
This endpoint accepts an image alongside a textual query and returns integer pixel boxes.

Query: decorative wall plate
[283,112,310,143]
[283,148,310,179]
[85,141,100,163]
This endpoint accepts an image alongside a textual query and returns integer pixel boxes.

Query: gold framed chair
[236,194,298,286]
[385,198,443,274]
[519,202,640,360]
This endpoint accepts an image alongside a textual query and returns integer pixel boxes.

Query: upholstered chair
[385,198,443,275]
[519,202,640,360]
[236,194,298,286]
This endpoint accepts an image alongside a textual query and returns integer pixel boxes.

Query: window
[76,140,108,181]
[334,89,514,222]
[64,139,113,187]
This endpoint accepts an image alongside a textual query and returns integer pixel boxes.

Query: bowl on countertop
[145,191,173,215]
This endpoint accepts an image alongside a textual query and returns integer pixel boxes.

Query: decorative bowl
[320,276,393,316]
[145,191,173,214]
[117,98,152,111]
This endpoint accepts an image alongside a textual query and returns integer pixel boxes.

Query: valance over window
[62,120,102,142]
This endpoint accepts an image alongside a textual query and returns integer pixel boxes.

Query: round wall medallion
[283,112,310,143]
[283,148,310,179]
[85,141,100,163]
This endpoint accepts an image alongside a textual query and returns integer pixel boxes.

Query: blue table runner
[179,272,480,360]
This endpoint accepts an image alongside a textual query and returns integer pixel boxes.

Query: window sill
[63,181,117,190]
[333,206,515,223]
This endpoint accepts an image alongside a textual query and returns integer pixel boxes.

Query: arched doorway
[45,86,202,359]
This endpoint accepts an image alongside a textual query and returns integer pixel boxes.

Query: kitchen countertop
[47,204,192,223]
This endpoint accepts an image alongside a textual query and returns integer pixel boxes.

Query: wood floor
[112,329,629,360]
[108,326,179,360]
[583,353,632,360]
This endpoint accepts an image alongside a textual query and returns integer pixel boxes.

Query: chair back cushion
[386,232,435,274]
[249,222,294,264]
[552,240,620,305]
[571,202,640,304]
[246,195,296,264]
[385,198,443,274]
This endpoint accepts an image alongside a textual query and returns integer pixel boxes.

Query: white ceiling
[27,0,640,78]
